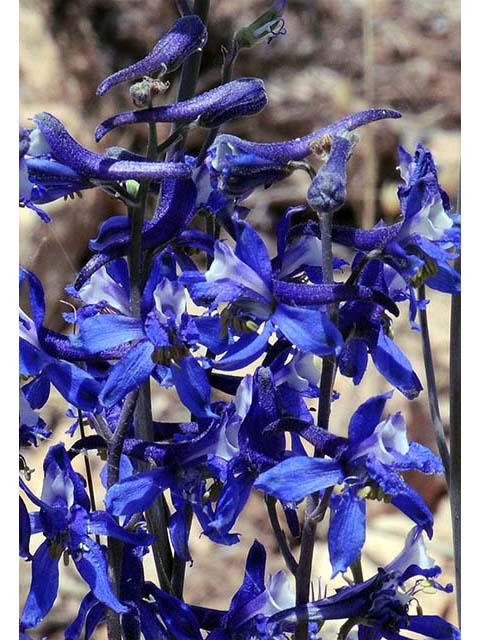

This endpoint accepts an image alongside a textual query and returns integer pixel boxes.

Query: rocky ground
[20,1,460,637]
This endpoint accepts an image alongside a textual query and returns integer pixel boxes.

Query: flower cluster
[19,4,460,640]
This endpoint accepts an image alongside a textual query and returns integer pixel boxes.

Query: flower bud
[234,1,287,49]
[95,78,267,141]
[307,133,357,214]
[96,15,207,96]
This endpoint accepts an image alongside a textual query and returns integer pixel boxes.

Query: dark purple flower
[31,112,191,182]
[96,15,208,96]
[94,78,268,141]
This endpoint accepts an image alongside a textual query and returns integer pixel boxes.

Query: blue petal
[338,337,369,385]
[371,329,422,399]
[234,218,273,286]
[20,540,60,629]
[213,323,274,371]
[348,391,394,443]
[149,584,203,640]
[254,457,344,502]
[201,470,254,544]
[71,536,128,613]
[328,492,366,577]
[230,540,266,613]
[19,339,49,376]
[77,314,145,354]
[44,360,102,412]
[170,356,216,418]
[390,485,434,538]
[407,615,460,640]
[64,592,98,640]
[272,304,343,356]
[87,511,155,546]
[100,340,155,408]
[19,497,32,559]
[105,468,174,516]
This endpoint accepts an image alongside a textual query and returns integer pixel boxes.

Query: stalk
[418,284,451,484]
[450,178,461,623]
[168,0,210,158]
[295,209,338,640]
[105,390,139,640]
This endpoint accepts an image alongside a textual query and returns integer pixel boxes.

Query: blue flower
[19,388,50,448]
[20,266,102,413]
[255,392,443,575]
[73,254,215,417]
[337,259,423,398]
[19,444,153,631]
[183,218,397,372]
[269,527,459,640]
[19,126,92,222]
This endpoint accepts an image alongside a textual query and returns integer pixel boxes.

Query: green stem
[418,284,451,485]
[196,40,239,165]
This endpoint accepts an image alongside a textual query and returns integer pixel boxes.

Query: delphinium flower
[20,266,102,413]
[19,444,154,632]
[19,113,192,222]
[322,143,460,327]
[102,367,287,548]
[19,388,50,448]
[255,391,443,576]
[71,252,215,415]
[182,216,398,373]
[94,78,268,142]
[268,527,459,640]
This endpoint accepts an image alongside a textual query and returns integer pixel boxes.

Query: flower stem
[169,0,210,158]
[105,389,139,640]
[295,209,338,640]
[266,496,299,576]
[417,284,451,485]
[449,177,461,623]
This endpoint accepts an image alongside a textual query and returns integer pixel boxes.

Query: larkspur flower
[72,254,215,416]
[255,392,443,575]
[20,266,102,413]
[268,527,459,640]
[19,444,153,631]
[182,217,398,373]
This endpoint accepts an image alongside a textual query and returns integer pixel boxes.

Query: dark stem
[78,410,100,544]
[169,0,210,158]
[449,177,461,623]
[350,554,364,583]
[105,389,139,640]
[171,503,193,598]
[417,284,451,484]
[266,496,299,576]
[176,0,193,16]
[196,41,239,165]
[134,381,174,593]
[296,209,338,640]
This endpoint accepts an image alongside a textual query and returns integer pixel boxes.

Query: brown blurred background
[20,1,460,637]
